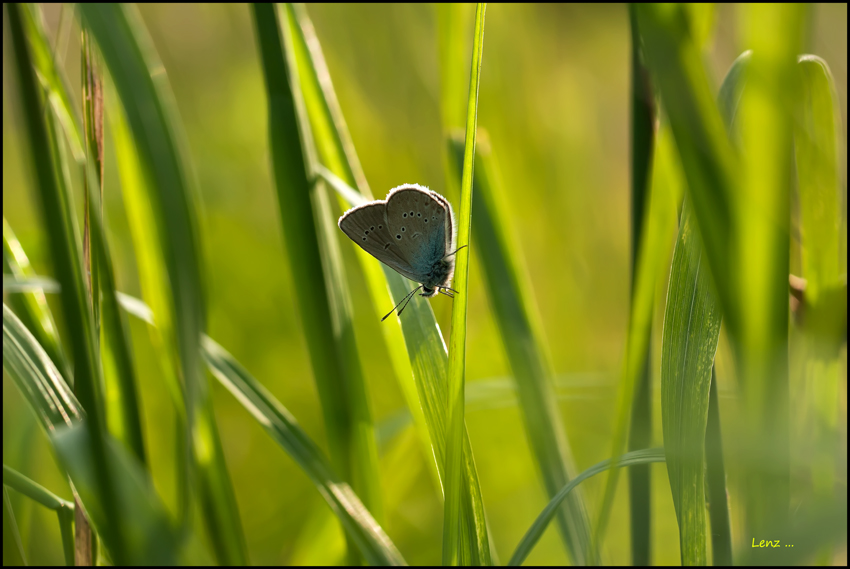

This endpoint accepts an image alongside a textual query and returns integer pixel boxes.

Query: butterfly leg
[381,285,422,322]
[438,288,455,299]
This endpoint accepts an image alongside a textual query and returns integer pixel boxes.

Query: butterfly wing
[385,185,454,276]
[338,201,425,283]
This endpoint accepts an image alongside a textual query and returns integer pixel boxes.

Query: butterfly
[338,184,466,321]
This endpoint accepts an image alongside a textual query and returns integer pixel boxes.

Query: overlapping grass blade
[660,199,722,565]
[7,5,122,561]
[291,5,493,563]
[443,4,486,565]
[734,5,804,535]
[448,133,594,565]
[114,291,406,565]
[3,465,75,566]
[509,448,667,567]
[3,219,69,381]
[3,487,28,566]
[4,304,178,564]
[704,369,731,566]
[288,3,441,499]
[18,3,84,162]
[79,4,248,563]
[251,6,382,561]
[636,2,806,542]
[202,336,406,566]
[593,105,680,558]
[794,55,846,562]
[626,5,656,564]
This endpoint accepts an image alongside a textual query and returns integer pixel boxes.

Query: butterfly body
[338,184,461,317]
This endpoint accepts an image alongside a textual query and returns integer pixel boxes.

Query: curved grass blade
[448,134,594,565]
[50,422,179,566]
[794,55,846,563]
[704,369,731,566]
[443,5,486,565]
[202,336,407,566]
[734,5,804,535]
[661,199,722,565]
[3,465,74,512]
[626,5,656,565]
[592,114,680,557]
[290,6,493,562]
[4,461,75,563]
[289,3,441,499]
[4,304,178,564]
[115,290,406,565]
[252,7,382,562]
[509,448,666,567]
[18,3,84,161]
[79,4,247,563]
[3,219,69,381]
[6,7,123,562]
[3,487,27,566]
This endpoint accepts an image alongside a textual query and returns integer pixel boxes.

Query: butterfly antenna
[442,244,468,260]
[396,287,420,317]
[381,286,422,322]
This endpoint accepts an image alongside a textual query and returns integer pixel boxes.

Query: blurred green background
[3,3,846,565]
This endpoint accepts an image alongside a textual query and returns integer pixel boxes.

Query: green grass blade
[448,133,595,565]
[3,465,74,512]
[18,3,84,162]
[633,4,738,319]
[3,487,27,566]
[4,303,176,564]
[509,448,667,567]
[79,4,248,563]
[251,6,382,556]
[627,5,656,565]
[437,3,472,132]
[636,1,805,542]
[289,3,443,498]
[290,6,493,562]
[3,303,81,431]
[734,3,805,537]
[593,112,680,558]
[201,336,407,566]
[3,218,69,381]
[56,503,75,566]
[704,369,732,566]
[443,5,486,566]
[49,422,179,565]
[794,54,846,563]
[6,7,123,561]
[661,199,722,565]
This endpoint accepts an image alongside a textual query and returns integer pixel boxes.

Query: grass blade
[626,5,657,565]
[704,369,732,565]
[6,7,123,562]
[114,291,406,565]
[661,199,722,565]
[3,219,69,381]
[443,4,486,566]
[289,3,442,498]
[251,6,382,561]
[3,487,27,566]
[79,4,248,562]
[4,303,178,564]
[3,465,74,512]
[201,336,407,566]
[290,6,493,562]
[448,133,595,565]
[509,448,667,567]
[734,5,805,536]
[18,3,84,162]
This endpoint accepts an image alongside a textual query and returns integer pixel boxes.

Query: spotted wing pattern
[385,185,453,276]
[337,201,423,283]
